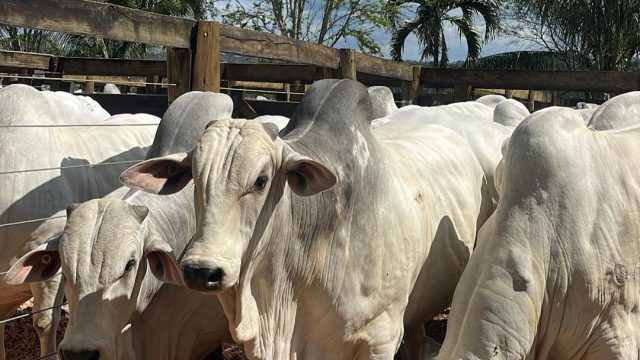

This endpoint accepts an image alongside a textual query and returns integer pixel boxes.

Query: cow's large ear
[145,239,184,286]
[283,149,337,196]
[4,237,61,285]
[120,152,193,195]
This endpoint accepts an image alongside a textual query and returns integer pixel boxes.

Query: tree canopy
[387,0,500,66]
[506,0,640,70]
[216,0,389,54]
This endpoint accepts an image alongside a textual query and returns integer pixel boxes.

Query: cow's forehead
[193,119,277,175]
[63,199,143,262]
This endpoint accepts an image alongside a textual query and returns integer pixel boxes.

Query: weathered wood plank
[356,72,403,87]
[222,63,335,83]
[0,50,52,70]
[166,47,192,103]
[219,25,340,68]
[421,68,639,92]
[192,21,221,92]
[0,0,195,48]
[355,53,413,81]
[57,57,167,77]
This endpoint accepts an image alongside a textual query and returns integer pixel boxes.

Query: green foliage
[507,0,640,71]
[0,0,212,59]
[387,0,500,65]
[473,51,579,70]
[216,0,389,55]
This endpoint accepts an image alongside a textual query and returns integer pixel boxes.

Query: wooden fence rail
[1,0,639,105]
[0,0,418,102]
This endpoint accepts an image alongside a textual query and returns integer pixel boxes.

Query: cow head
[120,119,337,293]
[4,199,169,360]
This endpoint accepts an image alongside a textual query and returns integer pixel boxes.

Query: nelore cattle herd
[0,80,637,360]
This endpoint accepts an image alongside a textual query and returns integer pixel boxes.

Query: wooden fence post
[454,84,471,102]
[525,90,535,112]
[505,89,513,99]
[192,21,221,93]
[166,47,192,103]
[83,76,95,94]
[339,48,356,80]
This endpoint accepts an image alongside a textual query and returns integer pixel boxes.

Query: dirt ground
[5,305,447,359]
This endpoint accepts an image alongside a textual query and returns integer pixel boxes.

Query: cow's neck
[220,139,391,358]
[124,186,196,313]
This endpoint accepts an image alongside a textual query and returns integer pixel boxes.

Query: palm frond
[390,20,419,61]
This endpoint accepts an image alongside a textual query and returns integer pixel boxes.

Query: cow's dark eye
[125,259,137,272]
[253,175,268,191]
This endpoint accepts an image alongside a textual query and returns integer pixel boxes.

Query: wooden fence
[1,0,640,113]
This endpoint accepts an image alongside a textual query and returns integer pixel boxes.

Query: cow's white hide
[4,91,234,360]
[372,100,514,213]
[121,79,485,360]
[103,83,121,94]
[493,99,529,127]
[0,84,157,360]
[40,86,111,122]
[254,115,290,131]
[437,91,640,359]
[368,86,398,119]
[475,94,508,108]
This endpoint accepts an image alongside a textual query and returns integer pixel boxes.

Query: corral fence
[0,1,640,357]
[1,0,640,117]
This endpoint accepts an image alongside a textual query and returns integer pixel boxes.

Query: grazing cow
[5,92,234,360]
[121,79,486,359]
[0,84,157,360]
[368,86,398,119]
[437,92,640,359]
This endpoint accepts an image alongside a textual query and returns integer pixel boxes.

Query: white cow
[492,99,530,127]
[41,89,111,122]
[5,92,234,360]
[437,92,640,359]
[120,79,486,359]
[253,115,290,131]
[372,99,524,215]
[0,84,158,360]
[103,83,121,94]
[475,94,507,108]
[368,86,398,119]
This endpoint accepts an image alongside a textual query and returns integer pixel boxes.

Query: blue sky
[334,23,536,61]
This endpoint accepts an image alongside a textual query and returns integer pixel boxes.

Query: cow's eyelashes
[124,259,137,272]
[252,175,269,191]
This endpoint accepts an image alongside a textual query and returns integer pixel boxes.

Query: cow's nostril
[182,266,224,291]
[207,268,224,284]
[60,349,100,360]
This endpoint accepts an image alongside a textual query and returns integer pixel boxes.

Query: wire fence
[0,215,68,229]
[0,74,174,87]
[0,302,68,325]
[0,123,159,128]
[0,159,144,176]
[221,86,306,96]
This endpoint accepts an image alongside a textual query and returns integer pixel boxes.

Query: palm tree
[388,0,500,66]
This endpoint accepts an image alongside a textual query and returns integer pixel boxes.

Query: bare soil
[5,306,447,359]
